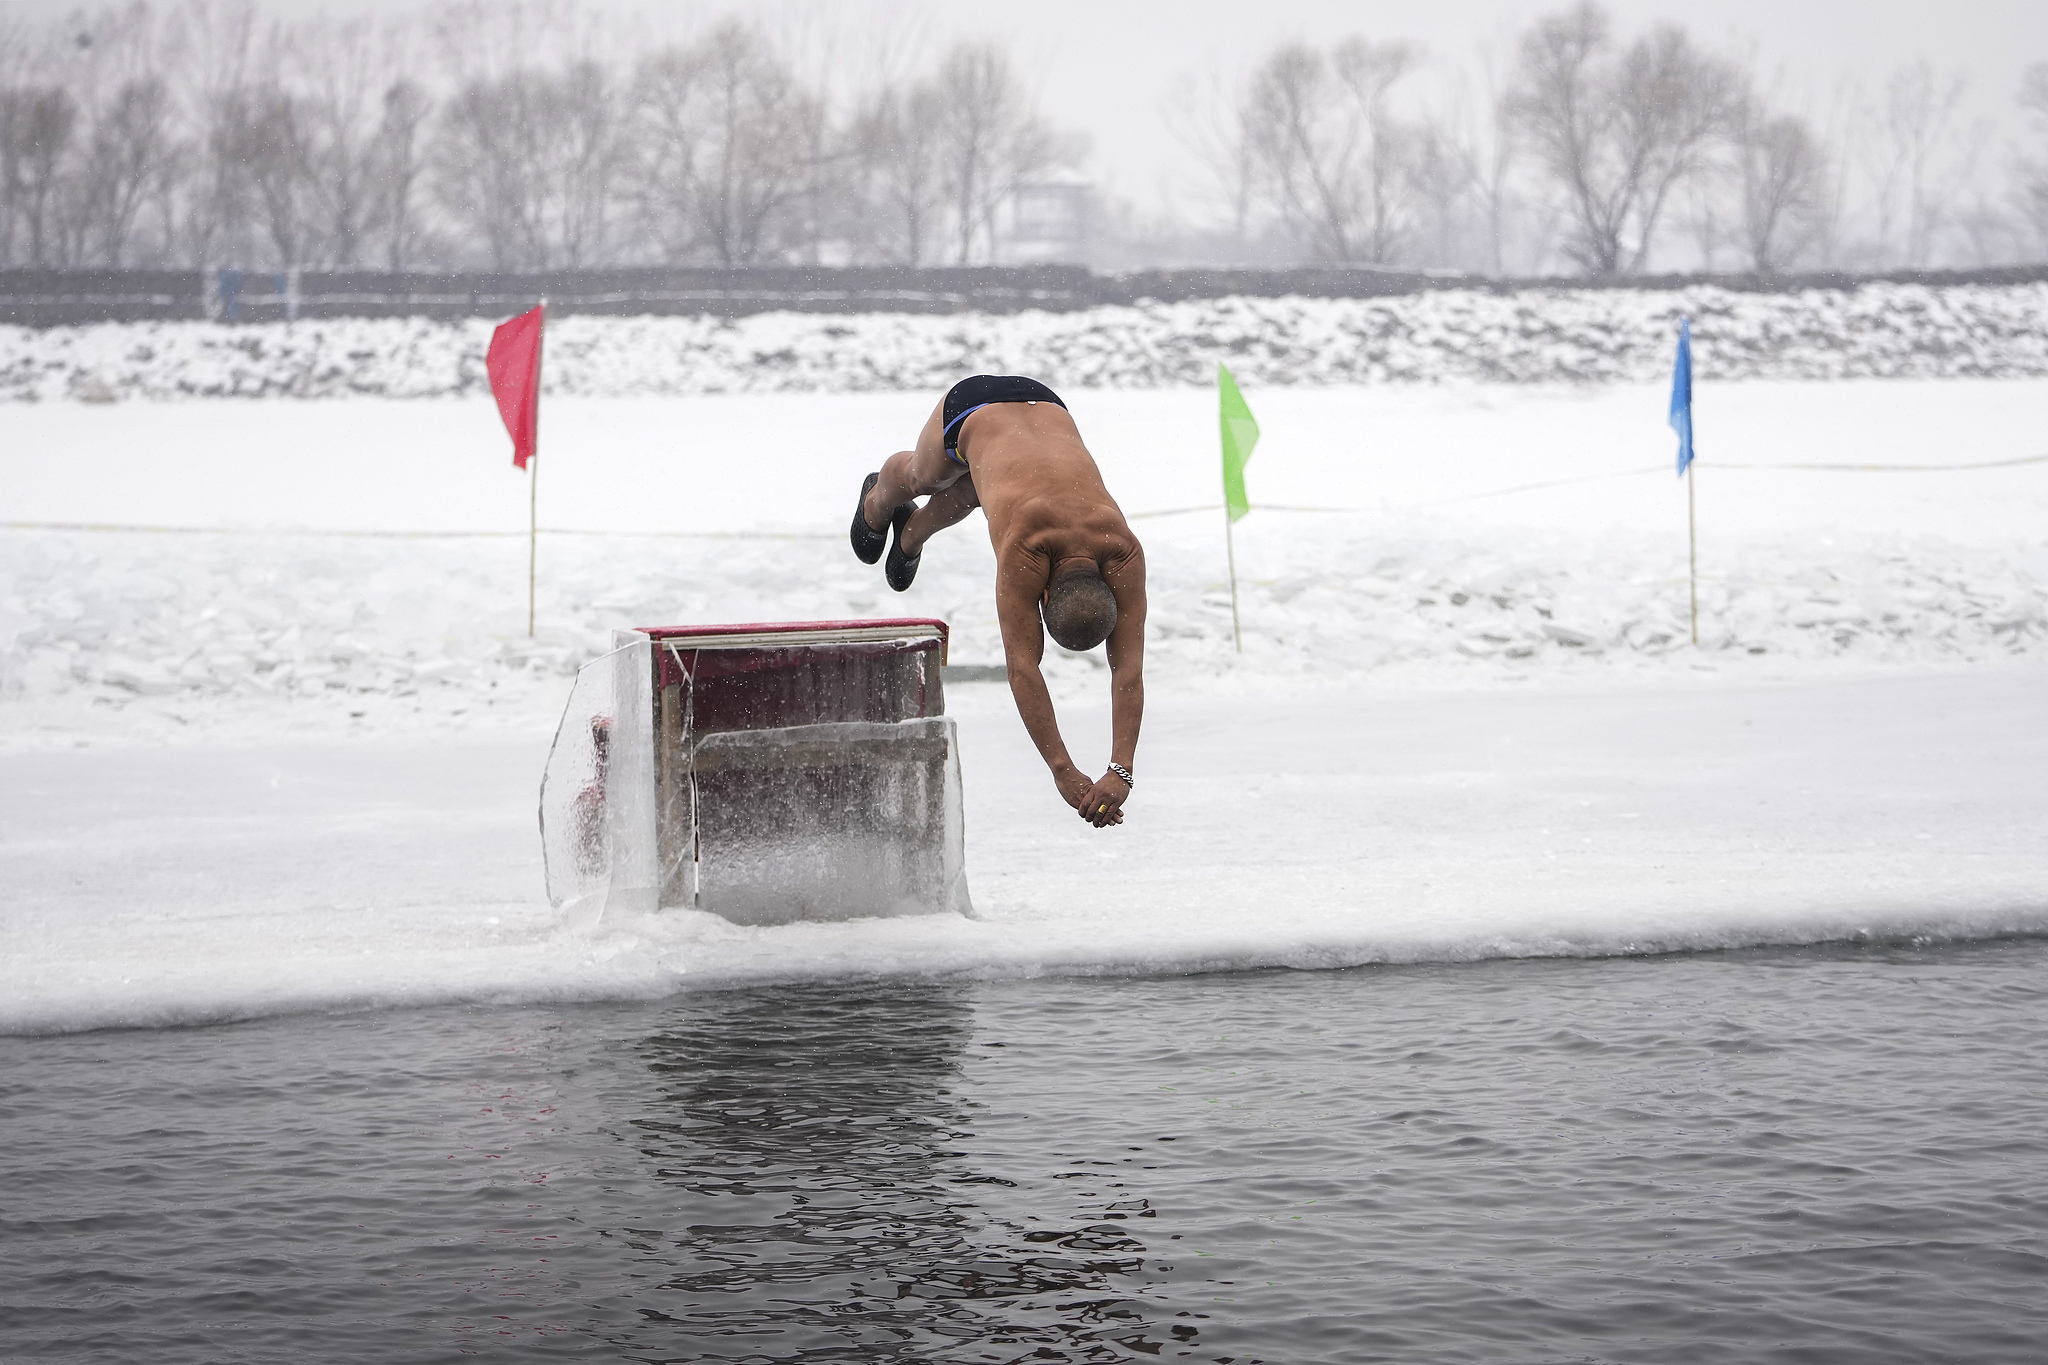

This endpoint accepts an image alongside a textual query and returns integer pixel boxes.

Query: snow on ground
[4,382,2044,745]
[3,502,2044,751]
[4,281,2048,404]
[2,381,2044,1032]
[4,666,2043,1035]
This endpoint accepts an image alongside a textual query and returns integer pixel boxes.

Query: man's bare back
[851,376,1146,827]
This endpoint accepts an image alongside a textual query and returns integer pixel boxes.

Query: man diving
[850,375,1146,829]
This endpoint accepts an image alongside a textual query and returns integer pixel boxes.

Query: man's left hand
[1076,771,1130,828]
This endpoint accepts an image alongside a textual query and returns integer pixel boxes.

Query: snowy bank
[5,281,2048,403]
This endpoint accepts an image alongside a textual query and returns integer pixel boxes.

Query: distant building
[1003,170,1094,265]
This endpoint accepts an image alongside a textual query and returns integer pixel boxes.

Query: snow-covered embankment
[4,281,2048,402]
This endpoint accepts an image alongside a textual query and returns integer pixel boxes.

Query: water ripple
[5,940,2048,1361]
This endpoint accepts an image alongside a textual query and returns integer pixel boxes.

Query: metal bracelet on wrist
[1106,761,1134,787]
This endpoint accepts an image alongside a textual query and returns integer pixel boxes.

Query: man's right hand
[1055,764,1124,827]
[1076,771,1130,827]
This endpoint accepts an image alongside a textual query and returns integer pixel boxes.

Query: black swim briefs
[940,375,1067,466]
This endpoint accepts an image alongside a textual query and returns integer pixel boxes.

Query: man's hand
[1066,769,1130,828]
[1053,763,1094,811]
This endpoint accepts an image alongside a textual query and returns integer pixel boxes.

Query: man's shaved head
[1042,564,1118,652]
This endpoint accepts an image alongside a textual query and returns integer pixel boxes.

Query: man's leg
[900,475,979,557]
[863,397,955,529]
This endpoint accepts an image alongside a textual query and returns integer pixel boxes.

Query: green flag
[1219,363,1259,523]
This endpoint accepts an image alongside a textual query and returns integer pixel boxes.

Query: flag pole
[1687,463,1698,646]
[1225,510,1242,653]
[1668,315,1697,648]
[528,298,546,637]
[536,435,544,638]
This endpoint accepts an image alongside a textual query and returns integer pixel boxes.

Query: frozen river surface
[3,666,2043,1034]
[7,942,2048,1364]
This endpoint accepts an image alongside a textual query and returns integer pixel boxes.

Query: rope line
[1128,453,2047,519]
[7,454,2041,538]
[1424,466,1664,505]
[1713,453,2048,472]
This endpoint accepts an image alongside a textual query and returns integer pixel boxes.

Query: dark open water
[6,939,2048,1363]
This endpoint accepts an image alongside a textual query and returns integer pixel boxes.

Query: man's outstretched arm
[1075,545,1146,826]
[994,561,1097,815]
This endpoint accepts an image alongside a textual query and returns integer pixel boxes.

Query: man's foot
[885,504,920,592]
[850,473,889,564]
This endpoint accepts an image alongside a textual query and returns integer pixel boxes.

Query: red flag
[487,304,544,469]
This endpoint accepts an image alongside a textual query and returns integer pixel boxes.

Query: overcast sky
[15,0,2046,217]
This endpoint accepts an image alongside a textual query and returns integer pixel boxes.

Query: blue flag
[1669,316,1694,476]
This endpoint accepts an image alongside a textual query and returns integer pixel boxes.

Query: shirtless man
[850,375,1145,828]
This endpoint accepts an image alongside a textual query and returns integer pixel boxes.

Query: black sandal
[885,504,920,592]
[850,472,889,564]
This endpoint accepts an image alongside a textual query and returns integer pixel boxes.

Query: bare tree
[1507,2,1744,275]
[0,94,26,265]
[293,20,383,267]
[1732,106,1827,273]
[1240,39,1418,265]
[177,0,258,269]
[553,60,626,266]
[104,9,196,270]
[32,8,131,266]
[1471,52,1523,276]
[782,71,846,265]
[1862,62,1972,267]
[17,0,2044,276]
[0,19,24,264]
[631,46,703,263]
[1164,68,1263,252]
[850,82,947,264]
[1406,117,1477,269]
[1952,194,2020,265]
[371,77,429,271]
[932,42,1054,264]
[2019,64,2048,257]
[632,22,819,267]
[758,5,855,265]
[434,73,553,269]
[191,88,256,266]
[2,86,79,265]
[1679,158,1739,271]
[437,56,632,270]
[69,75,174,266]
[241,84,309,268]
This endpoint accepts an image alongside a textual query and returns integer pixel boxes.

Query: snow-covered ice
[4,382,2043,732]
[2,378,2043,1033]
[3,666,2041,1036]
